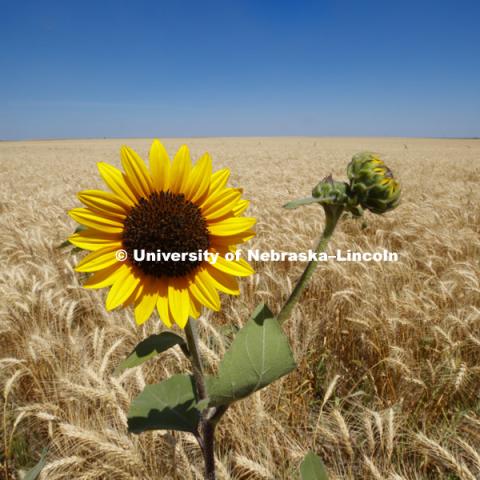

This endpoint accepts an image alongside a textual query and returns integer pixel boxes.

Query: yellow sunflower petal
[134,278,158,325]
[209,168,230,194]
[234,257,255,274]
[210,230,256,247]
[77,190,128,219]
[69,208,124,234]
[169,145,192,193]
[69,229,122,251]
[149,139,171,191]
[201,186,238,211]
[205,264,240,295]
[168,279,190,328]
[189,269,221,311]
[122,281,144,308]
[97,162,137,205]
[75,246,120,272]
[232,199,250,216]
[105,266,141,311]
[210,255,254,277]
[83,263,127,289]
[121,146,153,198]
[208,217,256,236]
[156,281,173,328]
[189,293,202,318]
[203,190,242,221]
[183,152,212,202]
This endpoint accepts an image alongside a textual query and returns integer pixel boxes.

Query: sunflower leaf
[283,195,339,210]
[206,303,296,407]
[128,374,200,433]
[114,332,188,376]
[300,452,329,480]
[24,447,48,480]
[283,196,321,209]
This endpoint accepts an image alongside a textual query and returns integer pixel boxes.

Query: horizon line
[1,134,479,143]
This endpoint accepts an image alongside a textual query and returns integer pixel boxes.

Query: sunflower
[68,140,256,328]
[347,152,401,214]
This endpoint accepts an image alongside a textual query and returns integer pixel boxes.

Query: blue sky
[1,0,479,139]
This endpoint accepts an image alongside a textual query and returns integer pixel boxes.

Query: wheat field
[1,137,479,480]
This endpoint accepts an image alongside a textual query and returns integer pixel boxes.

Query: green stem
[184,318,216,480]
[185,318,207,399]
[277,205,343,325]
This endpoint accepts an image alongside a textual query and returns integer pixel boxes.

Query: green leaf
[283,196,321,209]
[128,374,200,434]
[114,332,188,376]
[24,447,48,480]
[283,195,339,210]
[74,224,88,233]
[300,452,329,480]
[206,303,296,407]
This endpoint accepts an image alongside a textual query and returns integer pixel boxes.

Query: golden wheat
[1,137,479,479]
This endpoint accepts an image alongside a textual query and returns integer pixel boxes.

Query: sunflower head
[68,140,256,328]
[347,152,401,214]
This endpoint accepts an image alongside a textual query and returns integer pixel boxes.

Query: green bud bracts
[312,175,349,205]
[347,152,401,214]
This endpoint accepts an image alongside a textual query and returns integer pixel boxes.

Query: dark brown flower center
[122,191,210,278]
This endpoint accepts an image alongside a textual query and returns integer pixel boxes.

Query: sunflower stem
[277,204,343,325]
[185,317,216,480]
[185,318,206,398]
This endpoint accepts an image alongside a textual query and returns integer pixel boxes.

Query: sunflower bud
[312,175,349,205]
[347,152,401,214]
[283,175,349,210]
